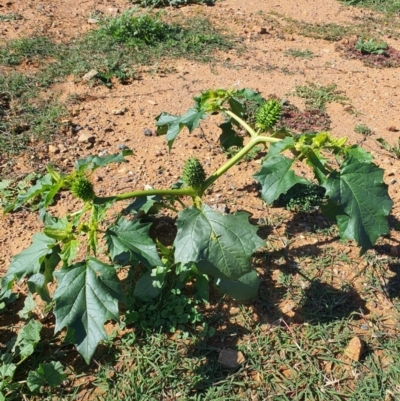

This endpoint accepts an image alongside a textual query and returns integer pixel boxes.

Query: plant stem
[94,188,197,204]
[201,135,281,193]
[224,109,258,138]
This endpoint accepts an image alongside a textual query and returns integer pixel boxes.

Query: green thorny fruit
[182,158,206,190]
[255,98,281,132]
[70,174,95,202]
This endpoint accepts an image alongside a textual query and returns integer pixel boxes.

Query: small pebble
[143,128,154,136]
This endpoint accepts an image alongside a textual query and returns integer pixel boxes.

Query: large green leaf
[217,270,260,301]
[155,108,207,150]
[53,258,124,363]
[174,205,264,280]
[253,155,309,204]
[105,217,162,268]
[321,159,392,253]
[1,234,57,296]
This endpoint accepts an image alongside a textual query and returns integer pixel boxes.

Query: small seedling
[376,137,400,158]
[284,48,314,59]
[354,124,373,136]
[355,38,388,55]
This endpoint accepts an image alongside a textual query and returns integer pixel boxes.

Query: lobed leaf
[218,121,244,150]
[105,217,162,268]
[174,205,264,280]
[1,233,57,296]
[155,108,206,150]
[75,149,133,173]
[321,159,392,253]
[12,319,42,361]
[27,361,66,392]
[253,155,309,204]
[53,258,124,363]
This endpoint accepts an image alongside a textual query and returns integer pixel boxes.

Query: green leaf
[217,270,260,301]
[43,215,72,241]
[253,155,309,204]
[234,88,265,105]
[8,174,53,212]
[133,271,161,299]
[53,258,124,363]
[228,97,245,118]
[193,88,231,112]
[27,273,52,303]
[1,233,57,295]
[321,159,392,253]
[60,239,80,266]
[174,205,264,280]
[155,108,207,150]
[0,361,16,382]
[27,361,66,392]
[105,217,162,268]
[195,274,209,303]
[219,121,244,150]
[266,137,295,158]
[304,149,330,184]
[17,293,36,320]
[124,194,163,215]
[12,319,42,361]
[75,149,133,173]
[343,145,374,163]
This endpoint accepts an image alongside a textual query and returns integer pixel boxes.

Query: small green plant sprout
[0,87,393,364]
[284,48,314,59]
[355,38,388,55]
[354,124,373,136]
[376,137,400,158]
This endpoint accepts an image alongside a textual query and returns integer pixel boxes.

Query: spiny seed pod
[182,158,206,189]
[71,175,95,202]
[255,99,281,131]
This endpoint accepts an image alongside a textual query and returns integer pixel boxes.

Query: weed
[354,124,373,136]
[132,0,213,7]
[337,38,400,68]
[0,173,41,211]
[356,37,388,55]
[376,137,400,158]
[0,13,22,21]
[284,48,315,59]
[96,10,176,46]
[0,73,66,155]
[292,82,349,110]
[340,0,400,14]
[0,37,57,66]
[274,183,326,213]
[0,87,392,366]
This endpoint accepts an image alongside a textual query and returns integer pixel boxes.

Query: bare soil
[1,0,400,398]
